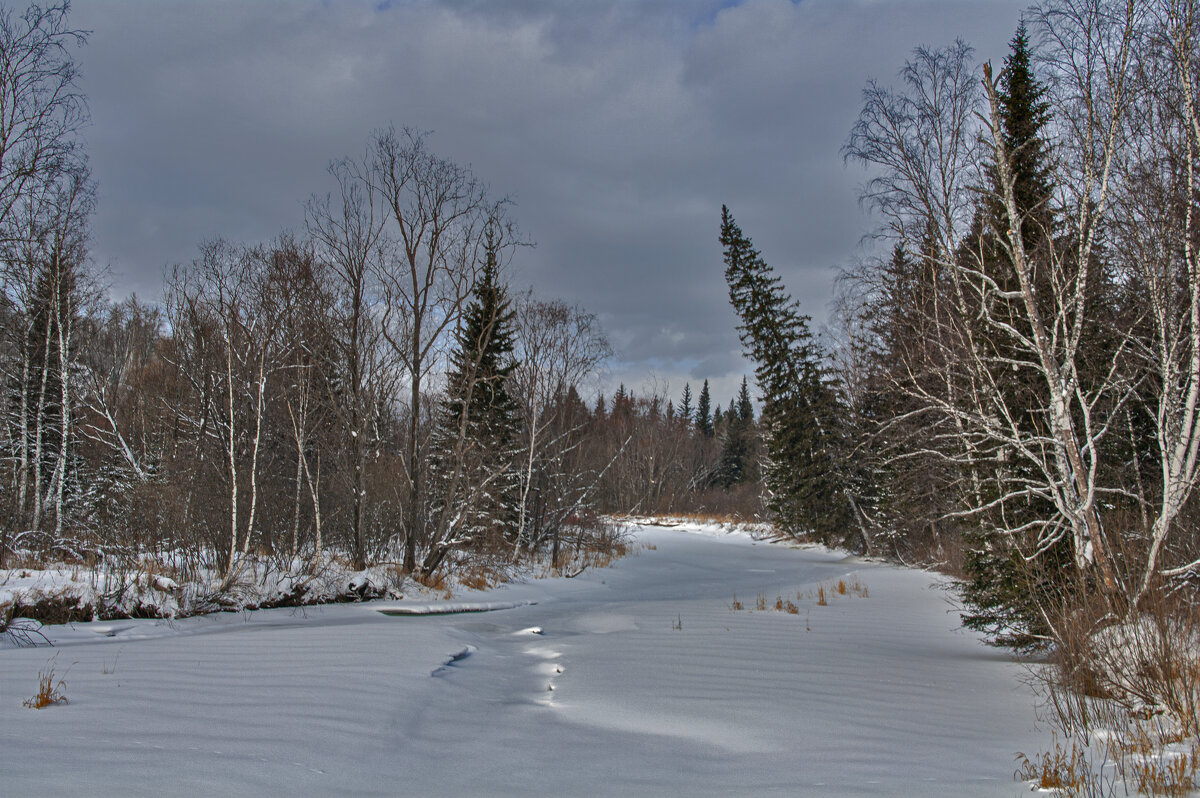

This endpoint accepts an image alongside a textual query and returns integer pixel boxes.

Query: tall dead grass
[1023,589,1200,795]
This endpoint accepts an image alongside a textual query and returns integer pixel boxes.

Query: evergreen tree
[678,383,693,429]
[736,376,754,423]
[721,206,855,546]
[960,23,1073,648]
[432,230,520,545]
[717,377,757,488]
[695,379,713,437]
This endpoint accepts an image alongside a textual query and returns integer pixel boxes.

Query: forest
[0,3,764,615]
[7,0,1200,791]
[3,0,1200,640]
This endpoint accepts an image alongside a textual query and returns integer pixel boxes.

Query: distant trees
[695,379,713,437]
[716,377,757,489]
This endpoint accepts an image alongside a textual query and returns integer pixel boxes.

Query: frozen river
[1,523,1050,796]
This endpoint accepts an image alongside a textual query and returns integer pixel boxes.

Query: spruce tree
[695,379,713,437]
[717,377,756,488]
[432,230,520,545]
[960,23,1073,648]
[678,383,693,429]
[736,376,754,423]
[721,206,854,546]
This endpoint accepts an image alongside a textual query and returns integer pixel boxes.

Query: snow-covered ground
[1,523,1051,796]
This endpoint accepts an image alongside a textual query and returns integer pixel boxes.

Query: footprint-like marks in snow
[519,635,564,704]
[430,645,477,677]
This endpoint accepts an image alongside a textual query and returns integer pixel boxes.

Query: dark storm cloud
[71,0,1026,403]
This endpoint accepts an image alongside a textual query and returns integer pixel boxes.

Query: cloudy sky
[70,0,1026,406]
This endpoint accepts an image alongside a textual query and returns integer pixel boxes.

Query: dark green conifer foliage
[960,23,1073,648]
[717,376,757,488]
[678,383,693,429]
[736,377,754,423]
[433,229,520,543]
[695,379,713,437]
[721,206,853,545]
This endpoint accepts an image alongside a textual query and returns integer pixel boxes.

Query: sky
[70,0,1027,407]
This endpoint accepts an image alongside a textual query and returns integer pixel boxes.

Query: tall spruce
[432,229,520,546]
[721,206,855,546]
[960,23,1071,648]
[695,379,713,437]
[678,383,693,429]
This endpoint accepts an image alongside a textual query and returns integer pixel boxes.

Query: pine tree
[431,230,520,546]
[695,379,713,437]
[721,206,855,546]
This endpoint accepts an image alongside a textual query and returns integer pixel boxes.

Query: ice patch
[377,600,535,616]
[569,612,637,634]
[431,645,478,676]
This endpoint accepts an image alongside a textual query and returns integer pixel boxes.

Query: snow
[0,523,1051,796]
[377,600,535,616]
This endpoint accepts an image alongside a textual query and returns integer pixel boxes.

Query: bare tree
[509,295,610,556]
[0,2,86,240]
[306,162,390,569]
[1101,0,1200,599]
[365,126,505,573]
[167,241,284,586]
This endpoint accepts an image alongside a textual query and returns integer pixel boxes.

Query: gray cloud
[72,0,1027,405]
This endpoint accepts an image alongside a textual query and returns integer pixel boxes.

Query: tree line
[0,3,764,596]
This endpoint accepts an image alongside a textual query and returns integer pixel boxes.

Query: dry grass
[1023,586,1200,796]
[1015,741,1089,793]
[730,592,799,615]
[661,511,750,525]
[23,656,68,709]
[805,576,870,606]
